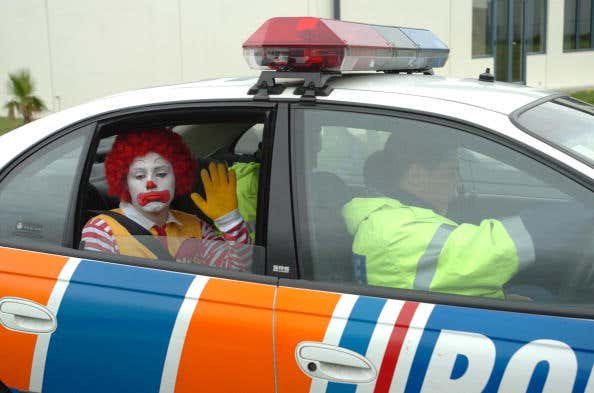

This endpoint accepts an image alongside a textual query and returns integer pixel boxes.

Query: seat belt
[97,210,174,261]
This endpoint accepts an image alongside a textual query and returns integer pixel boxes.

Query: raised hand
[191,162,238,220]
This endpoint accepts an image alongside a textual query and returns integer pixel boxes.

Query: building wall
[0,0,333,112]
[538,0,594,90]
[1,0,593,113]
[0,1,53,111]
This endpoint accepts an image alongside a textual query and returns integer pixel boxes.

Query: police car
[0,17,593,393]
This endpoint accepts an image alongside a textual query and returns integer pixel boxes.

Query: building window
[564,0,594,50]
[473,0,494,57]
[473,0,547,57]
[525,0,547,53]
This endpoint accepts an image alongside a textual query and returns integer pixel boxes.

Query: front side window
[293,108,594,306]
[0,129,88,247]
[564,0,594,50]
[79,110,268,274]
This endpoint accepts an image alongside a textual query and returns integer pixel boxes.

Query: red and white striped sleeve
[80,217,119,254]
[199,209,252,270]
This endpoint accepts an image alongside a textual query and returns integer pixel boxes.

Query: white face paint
[127,152,175,214]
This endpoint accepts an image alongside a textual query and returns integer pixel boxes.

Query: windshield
[516,97,594,166]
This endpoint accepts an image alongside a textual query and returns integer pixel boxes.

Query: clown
[81,128,251,271]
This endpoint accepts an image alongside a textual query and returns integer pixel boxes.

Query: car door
[274,103,594,393]
[0,102,278,393]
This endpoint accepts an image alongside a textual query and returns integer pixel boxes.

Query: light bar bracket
[248,71,341,102]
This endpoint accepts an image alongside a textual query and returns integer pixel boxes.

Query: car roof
[325,74,554,114]
[156,73,555,114]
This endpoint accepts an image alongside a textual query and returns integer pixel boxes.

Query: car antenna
[479,68,495,82]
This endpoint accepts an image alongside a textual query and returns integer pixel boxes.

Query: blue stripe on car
[42,260,194,393]
[405,304,594,393]
[327,296,387,393]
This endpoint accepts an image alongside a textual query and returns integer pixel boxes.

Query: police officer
[343,128,592,299]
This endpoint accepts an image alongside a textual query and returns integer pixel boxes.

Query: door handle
[295,341,377,384]
[0,297,56,334]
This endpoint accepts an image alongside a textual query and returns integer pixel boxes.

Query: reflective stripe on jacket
[342,197,534,299]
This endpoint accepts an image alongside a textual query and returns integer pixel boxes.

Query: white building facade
[1,0,593,112]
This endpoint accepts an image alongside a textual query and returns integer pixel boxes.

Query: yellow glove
[191,162,238,220]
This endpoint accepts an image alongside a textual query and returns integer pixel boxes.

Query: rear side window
[0,130,87,246]
[79,109,270,275]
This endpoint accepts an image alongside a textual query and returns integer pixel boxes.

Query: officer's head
[383,126,459,214]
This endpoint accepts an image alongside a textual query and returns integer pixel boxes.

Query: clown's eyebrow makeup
[130,168,146,175]
[153,165,171,172]
[129,164,171,173]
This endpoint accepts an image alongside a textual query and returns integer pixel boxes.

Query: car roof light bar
[242,17,449,73]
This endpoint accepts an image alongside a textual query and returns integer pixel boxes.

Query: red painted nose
[146,180,157,189]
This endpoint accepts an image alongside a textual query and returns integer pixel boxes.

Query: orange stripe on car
[174,278,275,393]
[0,247,68,390]
[275,287,341,393]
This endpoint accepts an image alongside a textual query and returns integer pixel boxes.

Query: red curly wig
[105,128,197,202]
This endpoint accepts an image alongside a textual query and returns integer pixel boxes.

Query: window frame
[287,100,594,320]
[264,103,299,278]
[564,0,594,52]
[0,100,280,286]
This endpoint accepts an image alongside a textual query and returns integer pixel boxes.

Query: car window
[0,129,87,247]
[80,112,267,275]
[516,97,594,166]
[293,108,594,306]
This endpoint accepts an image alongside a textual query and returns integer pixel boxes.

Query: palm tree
[5,69,46,123]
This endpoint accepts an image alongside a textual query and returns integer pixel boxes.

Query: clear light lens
[243,47,344,71]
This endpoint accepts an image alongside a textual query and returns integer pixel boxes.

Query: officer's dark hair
[382,124,458,185]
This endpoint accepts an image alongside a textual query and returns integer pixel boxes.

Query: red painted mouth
[137,190,171,206]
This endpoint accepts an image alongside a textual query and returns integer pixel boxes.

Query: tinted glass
[579,0,592,48]
[295,108,594,306]
[511,0,524,82]
[525,0,546,52]
[473,0,493,56]
[565,0,578,49]
[0,130,86,246]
